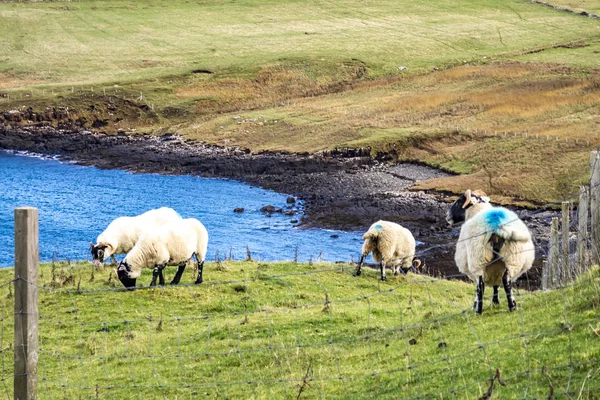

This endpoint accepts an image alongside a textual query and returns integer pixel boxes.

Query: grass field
[0,261,598,398]
[1,0,600,204]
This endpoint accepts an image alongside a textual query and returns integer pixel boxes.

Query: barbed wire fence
[1,155,600,398]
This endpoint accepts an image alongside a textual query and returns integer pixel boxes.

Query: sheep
[115,217,209,289]
[354,220,421,281]
[446,189,535,314]
[90,207,181,267]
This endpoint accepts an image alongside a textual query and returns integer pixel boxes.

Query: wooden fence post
[577,186,589,275]
[14,207,39,400]
[541,260,548,290]
[548,217,560,288]
[590,151,600,265]
[561,201,570,283]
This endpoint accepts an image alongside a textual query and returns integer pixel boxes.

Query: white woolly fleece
[362,220,416,270]
[96,207,181,259]
[124,218,209,278]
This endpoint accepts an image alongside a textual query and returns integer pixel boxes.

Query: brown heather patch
[409,136,593,204]
[0,74,39,90]
[176,63,367,115]
[428,63,536,83]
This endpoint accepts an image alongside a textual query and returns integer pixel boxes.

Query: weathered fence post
[541,260,549,290]
[548,217,560,288]
[14,207,39,400]
[577,186,589,275]
[590,151,600,265]
[561,201,570,283]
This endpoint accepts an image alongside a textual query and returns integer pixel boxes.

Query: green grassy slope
[0,261,598,398]
[0,0,598,86]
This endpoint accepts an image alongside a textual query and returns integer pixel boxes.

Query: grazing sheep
[354,220,420,281]
[90,207,181,267]
[446,189,535,314]
[116,218,209,289]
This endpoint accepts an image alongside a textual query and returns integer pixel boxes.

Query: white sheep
[446,189,535,314]
[115,217,209,288]
[354,220,421,281]
[90,207,181,267]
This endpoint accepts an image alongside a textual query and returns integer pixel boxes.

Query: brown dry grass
[0,74,39,90]
[175,62,367,115]
[175,61,600,204]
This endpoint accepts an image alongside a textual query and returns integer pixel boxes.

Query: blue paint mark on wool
[483,209,509,232]
[373,224,383,232]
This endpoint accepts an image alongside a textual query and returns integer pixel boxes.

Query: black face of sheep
[446,189,489,225]
[116,261,136,289]
[90,243,105,267]
[446,193,469,226]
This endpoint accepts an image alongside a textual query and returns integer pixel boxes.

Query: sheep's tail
[362,231,379,240]
[362,223,384,240]
[496,225,530,242]
[484,209,530,242]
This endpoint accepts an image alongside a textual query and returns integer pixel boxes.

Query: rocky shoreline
[0,125,556,287]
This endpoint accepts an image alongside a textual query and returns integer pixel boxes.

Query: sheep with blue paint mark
[446,189,535,314]
[354,220,420,281]
[116,217,208,289]
[90,207,182,267]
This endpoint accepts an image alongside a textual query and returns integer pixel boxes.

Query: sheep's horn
[113,268,119,277]
[462,189,472,209]
[90,242,95,250]
[412,259,422,269]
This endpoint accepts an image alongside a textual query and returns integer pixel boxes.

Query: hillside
[1,0,600,203]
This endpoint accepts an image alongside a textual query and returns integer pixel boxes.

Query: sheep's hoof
[354,271,361,277]
[194,279,203,285]
[508,302,517,312]
[381,276,387,281]
[492,297,500,305]
[394,271,399,276]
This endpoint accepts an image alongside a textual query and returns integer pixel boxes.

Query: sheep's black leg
[474,276,485,314]
[170,262,187,285]
[195,260,204,285]
[150,266,160,287]
[503,270,517,312]
[380,262,387,281]
[492,286,500,304]
[158,267,165,286]
[354,255,365,276]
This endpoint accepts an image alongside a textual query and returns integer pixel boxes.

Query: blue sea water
[0,151,365,267]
